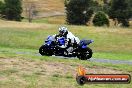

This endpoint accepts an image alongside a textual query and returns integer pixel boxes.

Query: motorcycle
[39,35,93,60]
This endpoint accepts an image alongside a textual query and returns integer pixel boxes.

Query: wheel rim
[64,51,68,56]
[85,51,90,57]
[39,47,46,55]
[41,49,44,53]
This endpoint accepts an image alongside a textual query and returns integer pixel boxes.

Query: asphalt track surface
[14,51,132,65]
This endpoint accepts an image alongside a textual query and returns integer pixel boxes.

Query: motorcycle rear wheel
[77,47,93,60]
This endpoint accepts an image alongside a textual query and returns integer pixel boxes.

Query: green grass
[0,47,132,88]
[0,49,132,88]
[94,52,132,60]
[0,21,132,88]
[22,16,66,24]
[0,22,132,60]
[0,47,132,72]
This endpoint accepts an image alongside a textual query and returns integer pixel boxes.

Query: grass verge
[0,49,132,88]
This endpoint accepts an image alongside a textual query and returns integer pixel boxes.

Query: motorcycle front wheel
[39,45,53,56]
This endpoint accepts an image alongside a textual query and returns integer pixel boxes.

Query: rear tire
[77,47,93,60]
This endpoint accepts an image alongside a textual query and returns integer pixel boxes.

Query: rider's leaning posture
[55,26,80,53]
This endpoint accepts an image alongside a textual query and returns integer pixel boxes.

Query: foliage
[0,1,5,17]
[0,0,22,21]
[65,0,93,25]
[102,0,111,14]
[93,11,109,26]
[108,0,131,27]
[90,1,102,12]
[126,0,132,18]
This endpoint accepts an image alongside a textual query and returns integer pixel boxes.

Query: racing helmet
[59,26,68,36]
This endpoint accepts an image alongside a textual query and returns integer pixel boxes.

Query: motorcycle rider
[55,26,80,53]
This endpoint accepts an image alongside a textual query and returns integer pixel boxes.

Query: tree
[103,0,110,4]
[23,0,38,23]
[126,0,132,18]
[93,11,109,26]
[0,1,5,18]
[65,0,93,25]
[108,0,131,27]
[90,1,102,12]
[24,2,37,22]
[102,0,111,14]
[0,0,22,21]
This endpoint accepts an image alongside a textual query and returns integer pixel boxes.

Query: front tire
[39,45,53,56]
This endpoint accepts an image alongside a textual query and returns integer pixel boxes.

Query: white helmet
[59,26,68,35]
